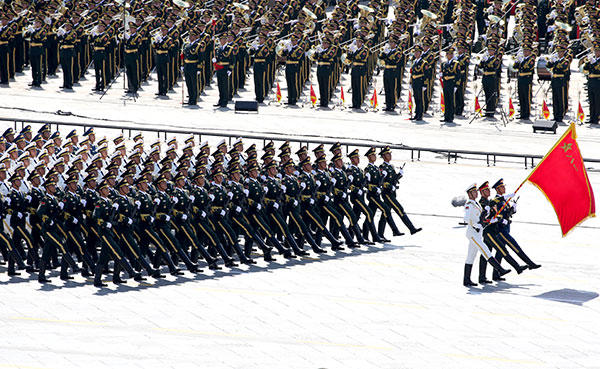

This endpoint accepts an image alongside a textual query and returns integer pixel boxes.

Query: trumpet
[369,40,388,53]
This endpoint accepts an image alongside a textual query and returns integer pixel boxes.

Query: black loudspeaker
[234,100,259,113]
[532,120,558,134]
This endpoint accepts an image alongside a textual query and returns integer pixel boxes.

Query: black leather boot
[93,264,107,287]
[60,258,74,281]
[463,264,477,287]
[38,260,51,283]
[478,255,492,284]
[487,257,511,278]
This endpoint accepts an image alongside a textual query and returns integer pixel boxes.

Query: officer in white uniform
[463,183,511,287]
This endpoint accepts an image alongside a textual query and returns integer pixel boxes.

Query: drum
[537,56,552,81]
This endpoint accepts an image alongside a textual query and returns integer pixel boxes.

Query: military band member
[249,32,270,103]
[214,33,233,108]
[410,45,426,121]
[316,36,336,108]
[26,17,47,88]
[124,23,142,94]
[380,36,401,112]
[0,13,11,85]
[282,34,304,106]
[154,25,172,97]
[183,30,202,106]
[582,45,600,125]
[348,37,369,110]
[441,47,459,123]
[513,45,536,120]
[91,22,109,92]
[58,21,77,90]
[479,46,501,118]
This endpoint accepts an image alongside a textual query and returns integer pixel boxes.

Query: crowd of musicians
[0,0,599,122]
[0,124,422,286]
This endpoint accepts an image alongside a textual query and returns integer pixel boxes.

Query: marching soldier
[462,183,510,287]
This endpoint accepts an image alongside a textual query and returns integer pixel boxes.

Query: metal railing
[3,117,600,170]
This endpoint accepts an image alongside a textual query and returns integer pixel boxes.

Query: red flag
[542,99,550,120]
[340,86,345,105]
[370,89,378,109]
[439,77,444,90]
[523,123,595,236]
[408,90,413,113]
[474,96,483,116]
[310,85,317,106]
[440,92,445,113]
[508,97,515,118]
[578,102,585,123]
[276,82,282,103]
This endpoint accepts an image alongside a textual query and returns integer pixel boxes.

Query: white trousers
[465,228,493,264]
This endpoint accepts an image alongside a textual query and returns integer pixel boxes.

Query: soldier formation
[462,179,541,288]
[0,0,599,122]
[0,124,421,287]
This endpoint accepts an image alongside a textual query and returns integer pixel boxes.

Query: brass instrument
[275,39,291,57]
[302,7,317,20]
[341,53,351,65]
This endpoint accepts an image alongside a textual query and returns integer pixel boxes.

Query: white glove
[227,71,232,76]
[281,185,287,192]
[209,194,215,201]
[201,211,206,218]
[512,203,517,212]
[263,186,268,193]
[181,214,187,221]
[154,198,160,205]
[189,195,195,202]
[315,180,321,187]
[342,193,347,199]
[437,72,443,79]
[25,195,32,202]
[398,168,404,176]
[324,195,330,202]
[73,218,78,225]
[49,220,54,226]
[309,199,314,205]
[5,198,10,205]
[58,202,64,209]
[212,57,217,63]
[220,209,226,216]
[293,170,299,176]
[391,186,396,191]
[273,203,279,209]
[502,219,508,225]
[358,189,363,196]
[348,175,354,182]
[504,193,516,200]
[490,218,498,224]
[150,216,155,223]
[377,187,382,194]
[454,87,457,93]
[172,196,179,204]
[243,189,249,196]
[235,206,242,213]
[227,192,233,199]
[485,206,490,212]
[382,170,387,176]
[300,182,306,189]
[81,199,87,207]
[365,173,371,181]
[135,200,141,208]
[293,200,298,206]
[112,203,119,210]
[331,178,337,185]
[165,215,171,222]
[127,218,133,225]
[256,204,261,210]
[261,175,266,181]
[106,222,112,229]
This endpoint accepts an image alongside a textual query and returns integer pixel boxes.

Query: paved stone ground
[0,161,598,369]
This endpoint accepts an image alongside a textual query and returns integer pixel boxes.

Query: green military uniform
[380,42,402,111]
[183,35,202,105]
[58,25,77,89]
[28,24,47,87]
[514,51,536,119]
[124,27,143,93]
[349,41,369,109]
